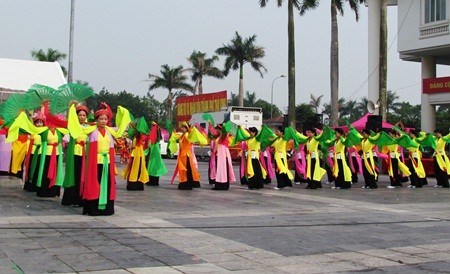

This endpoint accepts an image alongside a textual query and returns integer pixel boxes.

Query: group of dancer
[1,84,450,217]
[234,123,450,190]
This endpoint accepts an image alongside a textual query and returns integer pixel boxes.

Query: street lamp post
[271,75,286,118]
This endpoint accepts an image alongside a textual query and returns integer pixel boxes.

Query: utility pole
[68,0,75,83]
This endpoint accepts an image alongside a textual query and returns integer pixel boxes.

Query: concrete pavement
[0,158,449,273]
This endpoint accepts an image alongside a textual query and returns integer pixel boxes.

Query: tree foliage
[228,91,281,119]
[216,31,267,106]
[186,51,224,95]
[30,48,68,76]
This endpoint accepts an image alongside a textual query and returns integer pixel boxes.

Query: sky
[2,0,450,114]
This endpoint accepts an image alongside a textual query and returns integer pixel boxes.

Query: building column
[368,0,381,113]
[421,56,436,132]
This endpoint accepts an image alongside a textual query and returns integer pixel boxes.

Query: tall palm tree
[148,64,193,122]
[31,48,68,76]
[386,90,401,114]
[309,93,324,114]
[259,0,319,127]
[379,0,388,122]
[216,31,267,107]
[301,0,364,127]
[356,97,369,116]
[187,51,224,95]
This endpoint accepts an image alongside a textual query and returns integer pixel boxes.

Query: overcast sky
[2,0,450,113]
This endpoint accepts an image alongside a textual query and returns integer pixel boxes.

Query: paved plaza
[1,158,450,273]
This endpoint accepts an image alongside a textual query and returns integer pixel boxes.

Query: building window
[425,0,447,24]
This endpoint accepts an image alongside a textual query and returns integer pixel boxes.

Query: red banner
[176,90,227,129]
[423,76,450,94]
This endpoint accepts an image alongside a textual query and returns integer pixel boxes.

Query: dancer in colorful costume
[68,102,131,215]
[169,122,208,190]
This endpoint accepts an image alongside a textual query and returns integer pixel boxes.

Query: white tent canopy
[0,58,67,101]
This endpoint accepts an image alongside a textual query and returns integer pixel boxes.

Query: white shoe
[295,182,301,185]
[361,186,367,189]
[407,185,412,188]
[411,186,416,189]
[387,186,396,189]
[273,187,280,190]
[331,186,341,189]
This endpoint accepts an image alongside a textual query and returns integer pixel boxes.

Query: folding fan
[50,83,95,114]
[25,84,56,109]
[1,93,30,124]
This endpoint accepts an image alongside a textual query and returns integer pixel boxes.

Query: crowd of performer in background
[1,84,449,216]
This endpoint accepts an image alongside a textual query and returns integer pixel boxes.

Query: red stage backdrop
[176,90,227,129]
[423,76,450,94]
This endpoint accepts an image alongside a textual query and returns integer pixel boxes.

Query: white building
[368,0,449,132]
[0,58,67,102]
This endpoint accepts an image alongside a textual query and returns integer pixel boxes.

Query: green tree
[85,88,160,125]
[216,31,267,107]
[148,64,193,122]
[255,99,282,119]
[386,90,402,114]
[356,97,369,116]
[187,51,224,95]
[228,92,239,106]
[30,48,68,76]
[436,106,450,133]
[388,102,421,128]
[259,0,319,128]
[228,91,281,119]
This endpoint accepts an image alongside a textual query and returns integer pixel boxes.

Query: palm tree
[216,31,267,107]
[148,64,193,122]
[309,93,324,114]
[379,0,388,122]
[301,0,364,127]
[30,48,68,76]
[356,97,369,116]
[186,51,224,95]
[259,0,319,128]
[386,90,402,114]
[245,91,258,106]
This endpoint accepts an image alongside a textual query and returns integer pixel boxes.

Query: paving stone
[1,162,450,273]
[127,266,183,274]
[57,252,119,272]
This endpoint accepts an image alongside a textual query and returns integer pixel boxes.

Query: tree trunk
[167,89,173,122]
[330,3,339,127]
[287,0,296,127]
[198,76,203,95]
[238,64,244,106]
[68,0,75,83]
[379,0,388,122]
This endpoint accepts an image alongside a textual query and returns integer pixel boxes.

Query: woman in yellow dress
[360,129,378,189]
[305,128,326,189]
[68,102,131,215]
[22,114,45,192]
[271,126,293,190]
[61,105,91,205]
[433,129,450,188]
[331,128,352,189]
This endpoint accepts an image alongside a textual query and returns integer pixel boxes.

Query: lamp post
[271,75,286,118]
